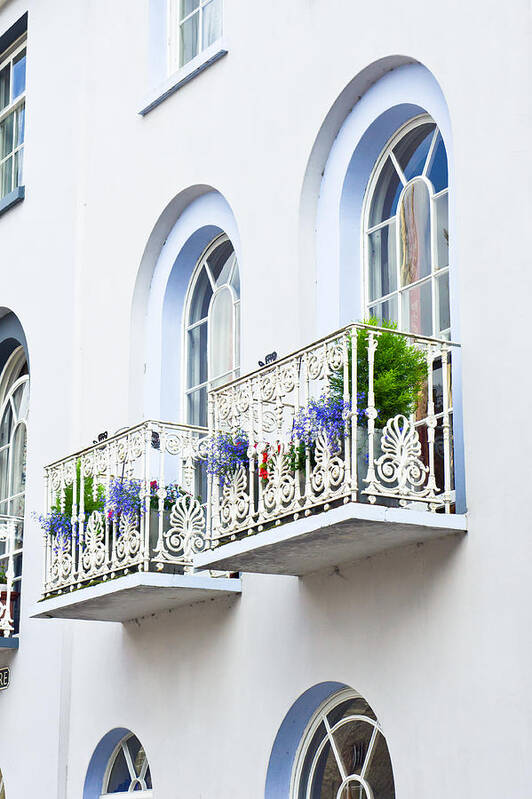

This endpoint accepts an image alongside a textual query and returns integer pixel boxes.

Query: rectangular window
[0,36,26,202]
[168,0,222,73]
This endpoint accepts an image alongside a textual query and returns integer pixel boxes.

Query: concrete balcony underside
[195,504,468,577]
[31,572,241,623]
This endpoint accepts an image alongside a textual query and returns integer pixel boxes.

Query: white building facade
[0,0,530,796]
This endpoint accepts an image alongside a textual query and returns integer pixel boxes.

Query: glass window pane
[15,104,25,147]
[0,157,12,199]
[0,405,12,446]
[12,50,26,98]
[187,386,207,427]
[234,300,240,369]
[14,148,23,188]
[401,280,432,335]
[0,448,8,502]
[209,287,234,382]
[208,239,233,284]
[188,267,212,323]
[399,180,431,286]
[202,0,222,49]
[10,424,26,500]
[367,296,398,326]
[181,0,200,18]
[230,261,240,297]
[364,730,396,799]
[393,122,435,182]
[368,221,397,302]
[0,112,14,158]
[369,156,402,227]
[107,746,131,792]
[427,132,448,193]
[435,191,449,268]
[187,323,208,388]
[179,14,199,66]
[436,272,450,334]
[0,65,9,110]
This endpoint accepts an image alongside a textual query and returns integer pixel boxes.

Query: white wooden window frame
[362,114,450,339]
[290,688,394,799]
[0,347,28,598]
[167,0,222,74]
[0,35,26,199]
[100,733,153,797]
[182,233,240,427]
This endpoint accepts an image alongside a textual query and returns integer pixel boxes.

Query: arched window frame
[182,232,240,427]
[0,348,29,519]
[100,733,152,797]
[290,688,395,799]
[362,113,450,338]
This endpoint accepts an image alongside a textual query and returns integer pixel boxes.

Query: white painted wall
[0,0,531,796]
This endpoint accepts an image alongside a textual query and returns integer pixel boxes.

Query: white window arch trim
[0,346,29,520]
[182,232,240,427]
[361,113,450,338]
[290,687,393,799]
[100,733,152,797]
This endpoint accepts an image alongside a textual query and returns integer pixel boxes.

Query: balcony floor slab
[195,504,467,577]
[30,572,242,623]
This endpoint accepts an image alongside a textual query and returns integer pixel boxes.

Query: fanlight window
[101,734,152,797]
[0,768,5,799]
[184,234,240,427]
[292,690,395,799]
[364,115,450,338]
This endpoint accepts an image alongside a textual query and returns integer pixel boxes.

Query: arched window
[292,689,395,798]
[0,346,28,637]
[363,114,449,337]
[184,234,240,427]
[0,768,5,799]
[101,733,152,797]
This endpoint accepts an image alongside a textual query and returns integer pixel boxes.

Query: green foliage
[0,566,7,583]
[330,318,427,427]
[51,459,105,517]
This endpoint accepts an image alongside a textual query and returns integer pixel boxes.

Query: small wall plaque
[0,666,9,690]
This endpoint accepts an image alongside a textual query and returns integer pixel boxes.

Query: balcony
[195,323,467,576]
[0,515,23,648]
[32,421,240,623]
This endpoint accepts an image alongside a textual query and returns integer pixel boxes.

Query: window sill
[139,40,228,116]
[0,186,24,218]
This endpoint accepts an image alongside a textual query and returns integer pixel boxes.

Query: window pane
[0,405,12,446]
[10,424,26,501]
[180,0,200,18]
[14,148,23,188]
[208,239,233,284]
[436,272,450,334]
[187,386,207,427]
[202,0,222,48]
[401,280,432,335]
[0,64,9,110]
[369,156,402,227]
[234,300,240,368]
[367,295,398,326]
[393,123,435,182]
[0,112,14,158]
[179,14,199,66]
[12,50,26,98]
[399,180,431,286]
[15,104,25,147]
[230,261,240,297]
[0,157,12,198]
[435,191,449,268]
[427,132,448,193]
[209,287,234,382]
[107,746,130,792]
[0,448,8,502]
[368,221,397,302]
[187,323,208,388]
[189,267,212,323]
[364,730,396,799]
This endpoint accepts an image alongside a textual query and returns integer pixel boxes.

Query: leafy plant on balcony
[329,318,427,428]
[0,566,7,584]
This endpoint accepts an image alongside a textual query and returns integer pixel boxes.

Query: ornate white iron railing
[0,514,23,637]
[42,421,208,597]
[208,323,458,546]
